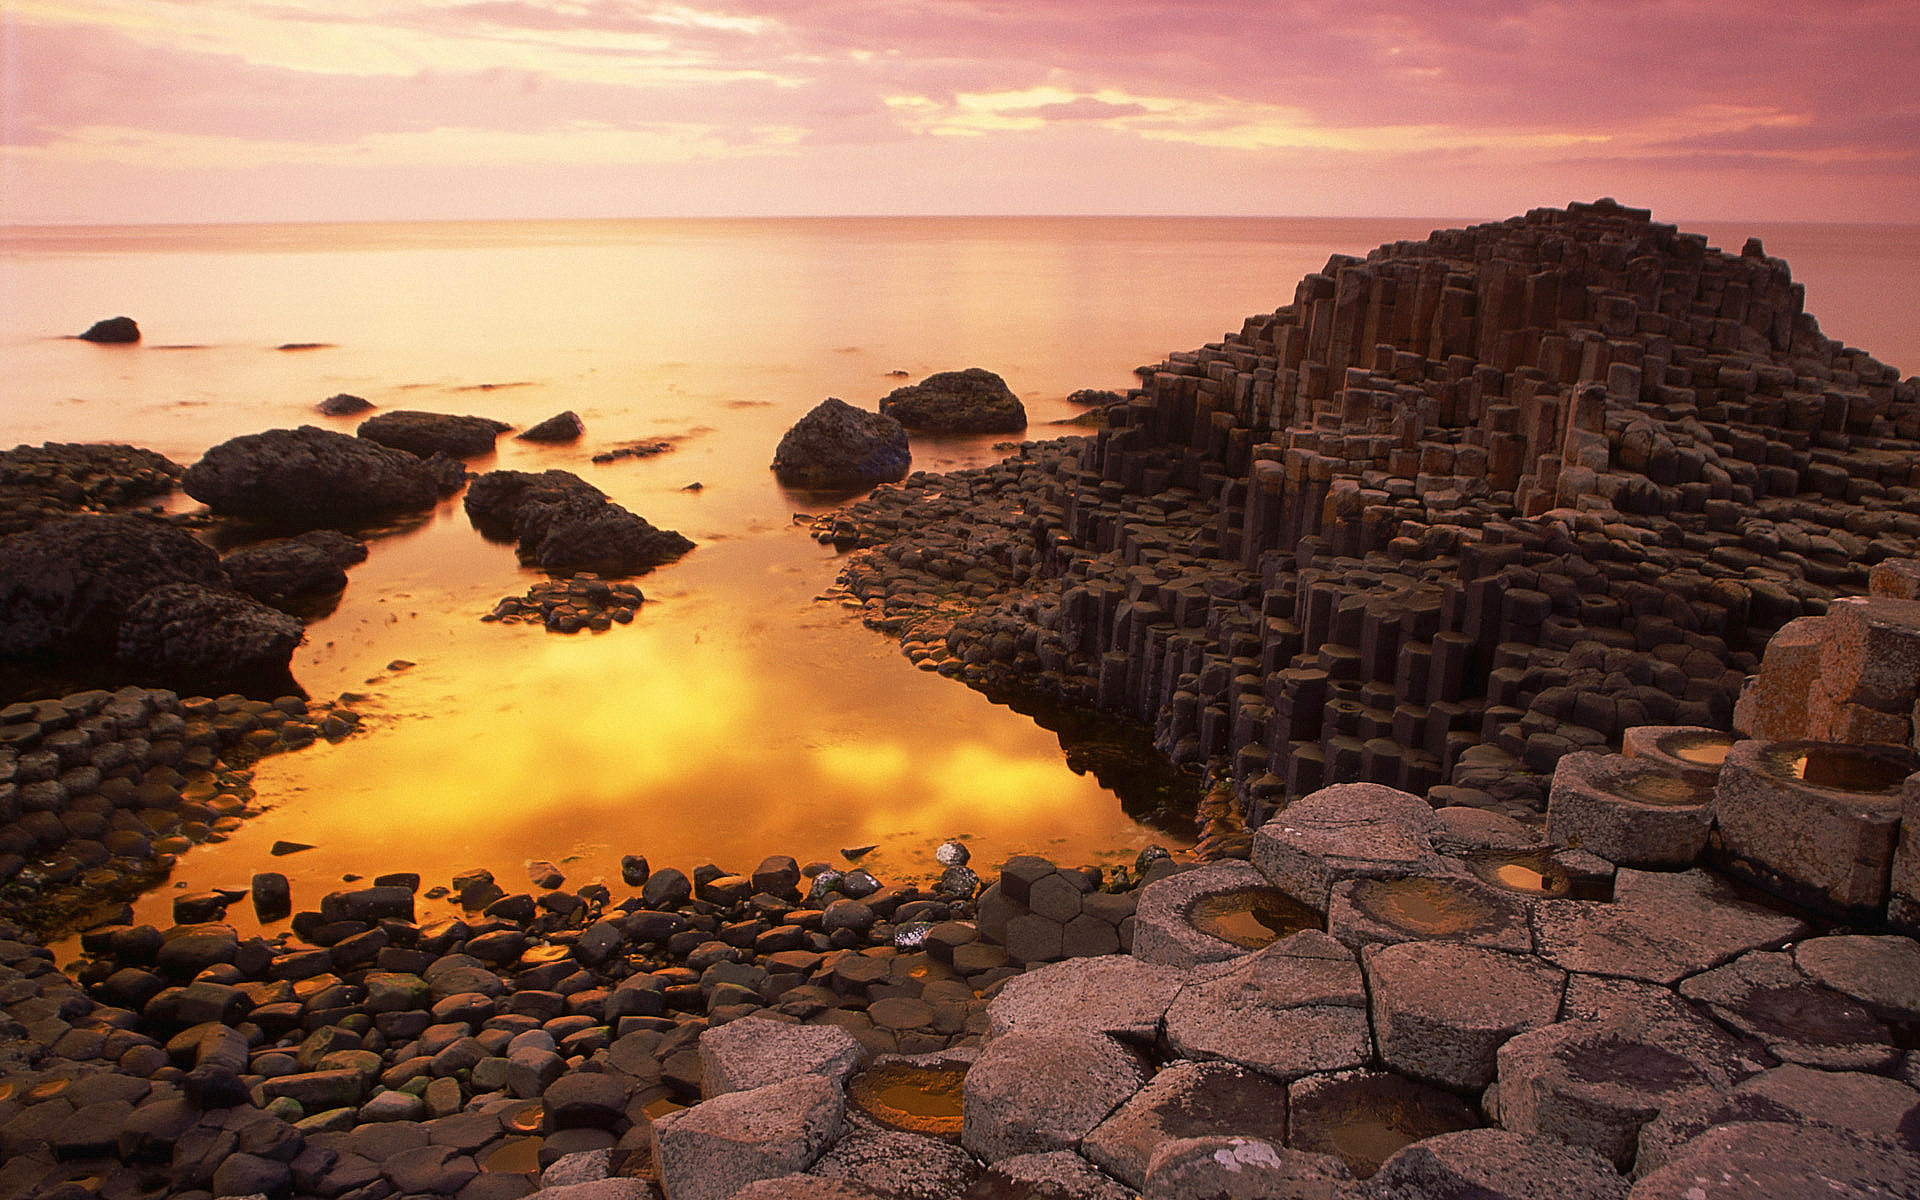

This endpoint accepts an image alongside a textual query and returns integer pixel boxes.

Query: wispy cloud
[4,0,1916,221]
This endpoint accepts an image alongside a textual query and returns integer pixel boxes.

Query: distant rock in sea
[78,316,140,343]
[317,393,374,416]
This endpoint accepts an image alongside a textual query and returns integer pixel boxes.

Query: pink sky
[4,0,1917,225]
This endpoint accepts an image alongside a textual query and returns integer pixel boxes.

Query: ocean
[2,214,1915,931]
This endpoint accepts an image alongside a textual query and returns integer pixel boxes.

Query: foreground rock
[115,581,306,695]
[879,368,1027,434]
[771,398,911,490]
[77,316,139,343]
[466,469,694,577]
[0,515,224,661]
[182,426,449,525]
[357,410,512,459]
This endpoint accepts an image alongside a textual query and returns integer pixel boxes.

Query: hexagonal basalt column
[1620,726,1738,787]
[1714,739,1917,913]
[1131,860,1320,968]
[1362,941,1565,1091]
[1546,750,1717,868]
[1327,873,1535,954]
[1251,783,1446,910]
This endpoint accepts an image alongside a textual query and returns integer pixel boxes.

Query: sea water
[1,215,1914,930]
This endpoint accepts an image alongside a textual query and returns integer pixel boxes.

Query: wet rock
[1131,860,1309,968]
[182,425,442,524]
[649,1073,844,1200]
[1368,1127,1628,1200]
[357,410,511,460]
[879,368,1027,434]
[770,398,911,490]
[1286,1068,1481,1179]
[221,530,368,611]
[1250,783,1446,909]
[78,316,140,342]
[316,393,373,416]
[114,582,305,696]
[464,469,692,577]
[0,442,184,535]
[1328,872,1535,954]
[0,516,225,661]
[517,411,585,443]
[960,1027,1148,1162]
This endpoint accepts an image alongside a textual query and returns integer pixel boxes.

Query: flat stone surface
[1678,950,1898,1072]
[985,954,1186,1042]
[809,1125,981,1199]
[1251,783,1446,909]
[1142,1136,1359,1200]
[1793,932,1920,1020]
[1431,806,1546,854]
[1081,1059,1292,1189]
[1531,868,1810,986]
[1286,1069,1481,1180]
[1635,1065,1920,1175]
[982,1150,1134,1200]
[1496,1007,1775,1170]
[1628,1121,1920,1199]
[1162,931,1372,1083]
[732,1177,888,1200]
[650,1073,845,1200]
[1131,860,1284,967]
[698,1014,865,1100]
[1368,1128,1628,1200]
[1364,941,1565,1090]
[960,1028,1148,1163]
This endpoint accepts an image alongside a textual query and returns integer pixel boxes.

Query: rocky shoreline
[5,200,1920,1198]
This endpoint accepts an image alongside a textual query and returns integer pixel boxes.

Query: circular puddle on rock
[503,1102,544,1135]
[1184,887,1321,950]
[480,1137,544,1174]
[1657,730,1737,768]
[1465,850,1590,900]
[847,1060,968,1139]
[1614,772,1715,807]
[1350,877,1496,937]
[1290,1071,1480,1179]
[1768,745,1915,793]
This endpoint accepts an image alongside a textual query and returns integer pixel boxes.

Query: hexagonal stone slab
[1142,1136,1359,1200]
[1636,1065,1920,1176]
[1363,941,1565,1090]
[1131,860,1318,968]
[1793,933,1920,1021]
[1530,868,1810,986]
[698,1015,865,1100]
[1162,931,1372,1083]
[1286,1069,1481,1179]
[1367,1128,1628,1200]
[649,1073,844,1200]
[960,1028,1148,1163]
[986,954,1186,1042]
[1494,1007,1775,1170]
[1251,783,1446,909]
[978,1151,1133,1200]
[1081,1060,1291,1189]
[1328,872,1535,954]
[1677,951,1899,1072]
[1630,1121,1920,1200]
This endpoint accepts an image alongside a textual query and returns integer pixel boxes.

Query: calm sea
[1,215,1915,932]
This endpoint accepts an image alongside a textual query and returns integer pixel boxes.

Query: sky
[3,0,1918,225]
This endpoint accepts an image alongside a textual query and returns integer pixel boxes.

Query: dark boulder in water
[316,393,374,416]
[115,581,304,696]
[517,411,585,443]
[183,425,442,525]
[880,367,1026,434]
[357,410,510,459]
[78,316,140,344]
[465,468,693,577]
[222,529,369,612]
[0,515,225,660]
[771,397,911,490]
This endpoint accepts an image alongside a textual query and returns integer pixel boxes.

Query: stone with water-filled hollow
[1130,859,1318,967]
[1546,750,1717,869]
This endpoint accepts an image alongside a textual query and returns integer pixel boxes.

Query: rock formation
[465,469,694,577]
[77,316,139,343]
[771,398,912,490]
[356,410,511,460]
[182,426,447,525]
[880,367,1027,434]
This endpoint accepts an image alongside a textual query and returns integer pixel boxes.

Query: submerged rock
[78,316,140,343]
[771,398,911,490]
[316,393,373,416]
[357,410,511,459]
[183,425,443,525]
[880,368,1026,434]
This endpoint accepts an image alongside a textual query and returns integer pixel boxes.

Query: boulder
[357,410,510,459]
[879,368,1026,434]
[517,411,585,443]
[464,469,693,577]
[78,316,140,343]
[770,398,911,490]
[113,583,304,695]
[316,393,373,416]
[0,515,225,659]
[698,1015,864,1100]
[221,529,369,611]
[182,425,443,524]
